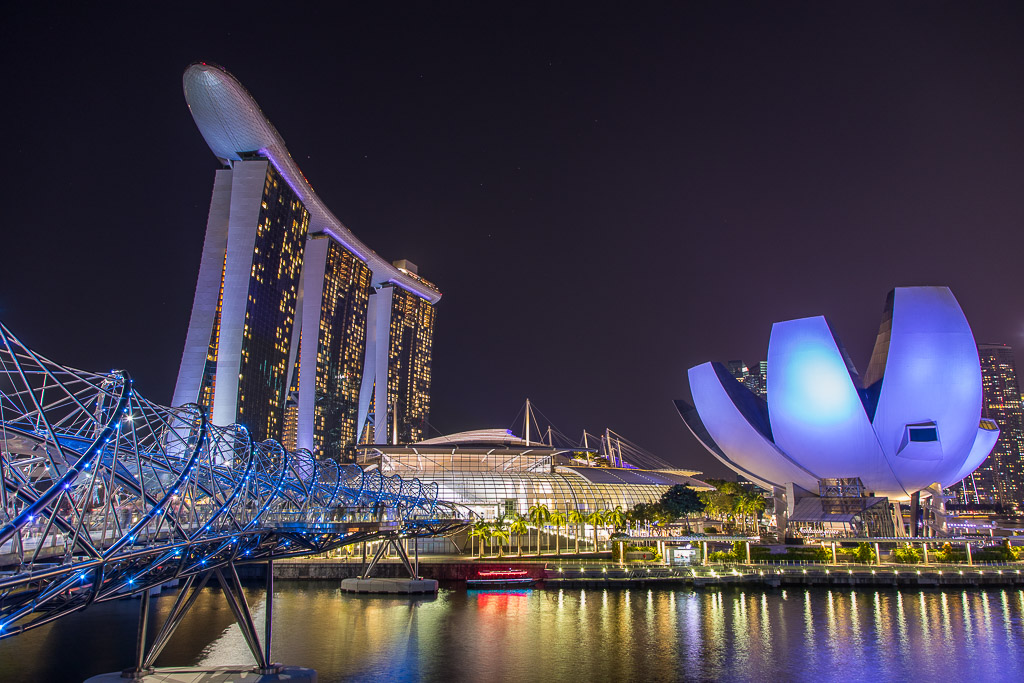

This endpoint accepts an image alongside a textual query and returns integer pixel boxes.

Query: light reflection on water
[2,582,1024,681]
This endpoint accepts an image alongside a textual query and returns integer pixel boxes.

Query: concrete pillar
[922,543,929,564]
[173,169,234,408]
[773,486,788,540]
[966,542,973,566]
[909,491,920,537]
[212,159,272,427]
[874,542,882,566]
[831,542,837,564]
[296,237,329,451]
[370,288,395,444]
[702,541,708,566]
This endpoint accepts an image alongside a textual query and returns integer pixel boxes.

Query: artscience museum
[677,287,999,536]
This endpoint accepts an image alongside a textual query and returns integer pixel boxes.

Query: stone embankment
[683,565,1024,589]
[238,558,1024,589]
[238,558,550,581]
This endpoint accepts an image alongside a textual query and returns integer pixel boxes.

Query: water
[2,582,1022,682]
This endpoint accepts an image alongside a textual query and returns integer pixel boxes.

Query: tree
[549,509,566,555]
[739,492,766,533]
[892,545,922,564]
[469,521,492,558]
[625,505,641,534]
[659,485,706,530]
[528,503,551,555]
[606,506,627,532]
[631,502,657,532]
[853,542,876,564]
[568,508,585,554]
[585,509,606,552]
[510,515,529,556]
[491,525,510,558]
[704,478,745,497]
[699,482,739,529]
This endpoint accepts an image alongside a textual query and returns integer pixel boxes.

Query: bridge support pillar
[142,572,211,670]
[265,559,274,669]
[393,537,419,578]
[215,564,280,674]
[122,588,154,679]
[361,538,391,578]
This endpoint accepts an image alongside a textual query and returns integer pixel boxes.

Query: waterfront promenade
[258,554,1024,589]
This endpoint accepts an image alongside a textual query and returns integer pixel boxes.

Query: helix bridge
[0,321,469,672]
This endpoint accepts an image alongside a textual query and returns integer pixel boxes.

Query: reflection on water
[2,582,1024,682]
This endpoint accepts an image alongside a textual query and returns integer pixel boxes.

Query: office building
[727,360,767,399]
[958,344,1024,507]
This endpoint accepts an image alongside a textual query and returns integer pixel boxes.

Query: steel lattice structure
[0,321,466,639]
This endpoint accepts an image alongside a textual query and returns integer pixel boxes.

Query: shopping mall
[357,428,712,552]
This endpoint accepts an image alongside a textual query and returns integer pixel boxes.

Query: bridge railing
[0,320,466,637]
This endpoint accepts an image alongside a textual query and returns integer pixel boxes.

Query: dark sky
[2,3,1023,478]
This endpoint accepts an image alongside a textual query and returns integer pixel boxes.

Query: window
[909,426,938,442]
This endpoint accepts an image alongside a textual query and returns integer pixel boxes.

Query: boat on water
[466,569,536,587]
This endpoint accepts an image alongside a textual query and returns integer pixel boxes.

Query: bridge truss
[0,321,468,670]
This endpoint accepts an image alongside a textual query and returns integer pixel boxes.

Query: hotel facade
[173,63,440,456]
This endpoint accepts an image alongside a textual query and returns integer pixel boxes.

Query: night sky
[3,4,1023,478]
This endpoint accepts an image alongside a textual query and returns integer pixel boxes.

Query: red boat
[466,569,536,587]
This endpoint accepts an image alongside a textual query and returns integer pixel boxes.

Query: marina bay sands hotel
[173,63,439,458]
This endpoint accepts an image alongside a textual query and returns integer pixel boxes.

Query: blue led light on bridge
[0,320,468,639]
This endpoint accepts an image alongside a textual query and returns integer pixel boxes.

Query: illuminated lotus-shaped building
[677,287,999,501]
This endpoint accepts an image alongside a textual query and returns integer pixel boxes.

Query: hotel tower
[172,63,440,456]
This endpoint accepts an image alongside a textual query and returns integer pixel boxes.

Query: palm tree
[585,509,606,552]
[568,508,584,555]
[549,509,567,555]
[510,515,529,556]
[528,503,551,555]
[606,506,626,532]
[737,496,751,533]
[468,519,484,556]
[469,520,492,558]
[491,525,511,558]
[626,506,644,534]
[742,492,766,534]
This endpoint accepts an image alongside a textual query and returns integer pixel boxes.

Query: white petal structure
[677,286,997,501]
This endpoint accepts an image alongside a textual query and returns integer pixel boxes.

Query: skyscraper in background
[727,360,767,399]
[173,63,440,455]
[958,343,1024,507]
